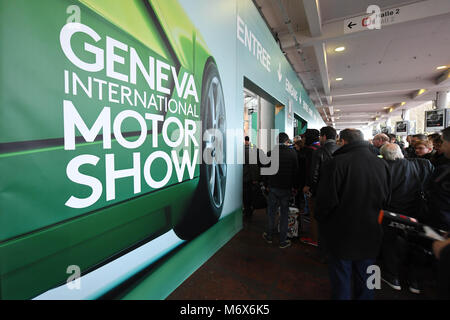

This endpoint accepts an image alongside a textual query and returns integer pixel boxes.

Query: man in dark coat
[431,127,450,299]
[309,126,340,195]
[430,133,450,168]
[243,136,260,218]
[263,132,299,248]
[303,126,339,249]
[405,134,427,158]
[379,143,434,294]
[380,143,434,219]
[315,129,391,300]
[299,129,320,245]
[428,126,450,231]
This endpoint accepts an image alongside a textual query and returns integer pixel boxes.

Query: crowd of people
[243,126,450,300]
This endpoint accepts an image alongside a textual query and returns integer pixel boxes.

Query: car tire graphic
[173,59,227,240]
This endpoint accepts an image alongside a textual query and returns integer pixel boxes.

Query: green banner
[0,0,324,300]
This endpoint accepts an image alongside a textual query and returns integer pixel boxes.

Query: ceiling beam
[303,0,322,37]
[322,96,425,107]
[436,69,450,85]
[411,88,428,100]
[337,113,380,118]
[334,122,369,125]
[326,80,449,98]
[313,42,331,104]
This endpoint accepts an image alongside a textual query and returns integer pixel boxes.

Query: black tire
[173,59,227,240]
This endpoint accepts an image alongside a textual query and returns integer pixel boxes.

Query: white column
[435,91,449,109]
[401,109,410,121]
[386,117,392,128]
[258,97,275,153]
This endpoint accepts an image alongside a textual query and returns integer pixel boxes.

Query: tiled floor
[167,209,438,300]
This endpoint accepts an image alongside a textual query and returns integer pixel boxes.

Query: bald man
[373,133,390,149]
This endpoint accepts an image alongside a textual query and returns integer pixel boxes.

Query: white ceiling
[253,0,450,129]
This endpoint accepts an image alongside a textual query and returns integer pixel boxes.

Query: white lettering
[60,23,104,72]
[105,153,141,201]
[65,155,102,208]
[63,100,111,150]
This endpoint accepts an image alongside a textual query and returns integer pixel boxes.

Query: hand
[432,238,450,259]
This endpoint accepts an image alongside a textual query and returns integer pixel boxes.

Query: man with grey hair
[379,143,434,294]
[380,143,404,161]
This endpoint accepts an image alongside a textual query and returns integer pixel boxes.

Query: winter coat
[315,141,391,260]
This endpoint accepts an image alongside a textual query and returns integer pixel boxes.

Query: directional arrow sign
[344,0,450,34]
[347,21,357,29]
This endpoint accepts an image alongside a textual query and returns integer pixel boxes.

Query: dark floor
[167,209,438,300]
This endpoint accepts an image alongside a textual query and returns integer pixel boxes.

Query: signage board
[395,121,409,135]
[425,109,445,132]
[344,0,450,34]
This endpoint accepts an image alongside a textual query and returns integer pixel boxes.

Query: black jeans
[380,227,429,282]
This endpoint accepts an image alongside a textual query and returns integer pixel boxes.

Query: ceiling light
[383,106,389,109]
[335,109,341,112]
[417,89,426,95]
[436,65,447,70]
[335,46,346,52]
[335,77,343,81]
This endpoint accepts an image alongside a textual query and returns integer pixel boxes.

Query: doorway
[293,114,307,137]
[243,79,280,153]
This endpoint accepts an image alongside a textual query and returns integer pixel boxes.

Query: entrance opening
[243,78,281,153]
[293,114,308,138]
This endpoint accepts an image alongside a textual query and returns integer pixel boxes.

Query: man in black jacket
[315,129,391,300]
[263,132,299,249]
[379,143,434,294]
[303,126,339,248]
[298,129,320,245]
[405,134,427,158]
[243,136,260,218]
[428,126,450,231]
[431,127,450,298]
[308,126,340,195]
